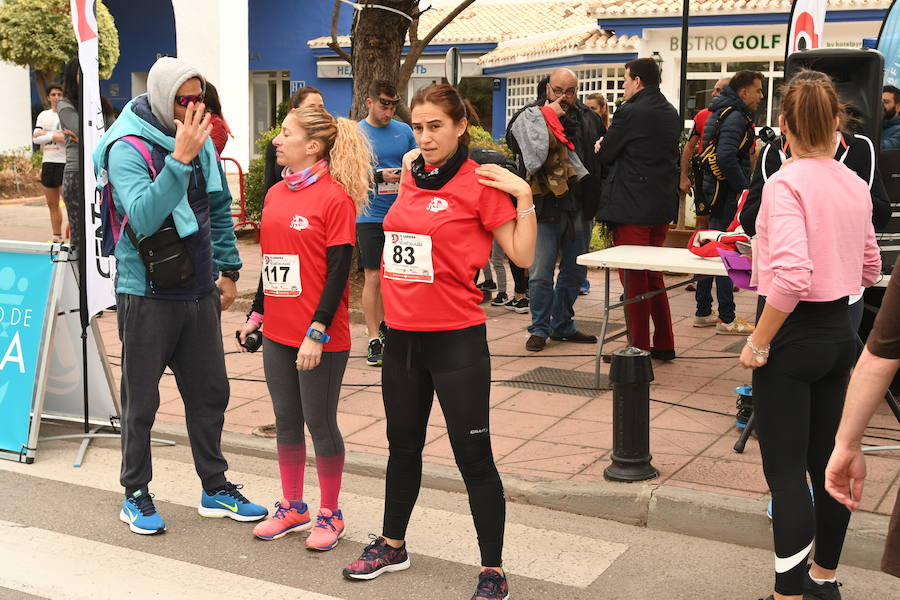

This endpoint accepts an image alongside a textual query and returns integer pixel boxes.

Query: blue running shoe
[119,489,166,535]
[198,482,268,522]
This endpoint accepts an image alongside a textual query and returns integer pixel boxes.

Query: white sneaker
[716,318,755,336]
[693,315,718,328]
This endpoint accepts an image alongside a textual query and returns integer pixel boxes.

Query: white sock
[809,574,836,585]
[369,337,379,344]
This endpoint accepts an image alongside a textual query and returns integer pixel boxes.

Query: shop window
[727,61,770,73]
[250,71,291,158]
[686,60,784,126]
[684,79,721,117]
[575,66,623,114]
[688,62,724,73]
[505,74,549,125]
[457,77,494,133]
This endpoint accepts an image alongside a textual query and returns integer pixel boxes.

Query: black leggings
[509,260,528,295]
[753,299,856,596]
[381,324,505,567]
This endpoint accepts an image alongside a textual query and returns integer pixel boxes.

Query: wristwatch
[306,327,331,343]
[221,269,240,282]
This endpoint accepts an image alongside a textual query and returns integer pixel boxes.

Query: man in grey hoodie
[96,57,267,535]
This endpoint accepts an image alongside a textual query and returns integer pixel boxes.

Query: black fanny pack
[125,225,194,289]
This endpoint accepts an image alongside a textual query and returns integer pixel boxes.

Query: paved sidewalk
[89,235,900,520]
[1,196,896,519]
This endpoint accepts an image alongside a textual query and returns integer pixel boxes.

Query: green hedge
[243,126,279,220]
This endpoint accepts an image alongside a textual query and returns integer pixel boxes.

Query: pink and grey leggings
[262,337,348,511]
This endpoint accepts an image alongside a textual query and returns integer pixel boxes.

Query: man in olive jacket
[596,57,680,359]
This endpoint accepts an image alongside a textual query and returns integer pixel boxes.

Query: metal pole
[604,347,659,482]
[77,64,89,435]
[679,0,690,122]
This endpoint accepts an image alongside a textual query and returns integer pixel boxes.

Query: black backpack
[697,105,754,182]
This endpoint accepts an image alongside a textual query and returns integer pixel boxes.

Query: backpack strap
[114,135,157,246]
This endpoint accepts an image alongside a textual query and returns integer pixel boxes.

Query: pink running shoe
[252,500,311,540]
[305,508,345,551]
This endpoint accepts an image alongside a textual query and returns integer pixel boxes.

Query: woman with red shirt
[237,105,373,551]
[342,84,536,600]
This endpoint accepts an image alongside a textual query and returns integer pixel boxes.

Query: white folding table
[577,245,892,388]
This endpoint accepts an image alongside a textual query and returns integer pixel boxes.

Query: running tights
[381,324,505,567]
[263,338,348,510]
[753,298,855,596]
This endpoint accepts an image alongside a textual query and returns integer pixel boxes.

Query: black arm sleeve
[263,141,282,194]
[312,244,353,327]
[248,275,264,318]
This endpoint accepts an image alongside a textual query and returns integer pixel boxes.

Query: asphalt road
[0,432,898,600]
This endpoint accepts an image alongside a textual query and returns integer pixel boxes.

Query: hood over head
[147,56,205,133]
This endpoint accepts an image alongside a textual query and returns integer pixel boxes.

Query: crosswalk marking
[0,444,627,588]
[0,519,343,600]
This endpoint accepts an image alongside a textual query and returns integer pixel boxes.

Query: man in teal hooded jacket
[95,57,267,535]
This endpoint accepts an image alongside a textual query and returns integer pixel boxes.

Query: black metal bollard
[604,347,659,482]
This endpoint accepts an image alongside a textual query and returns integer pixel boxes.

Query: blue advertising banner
[879,0,900,87]
[0,249,55,456]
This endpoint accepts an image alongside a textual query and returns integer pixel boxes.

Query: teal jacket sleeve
[208,162,242,271]
[108,144,192,237]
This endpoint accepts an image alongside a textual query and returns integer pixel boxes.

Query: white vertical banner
[70,0,115,318]
[786,0,829,61]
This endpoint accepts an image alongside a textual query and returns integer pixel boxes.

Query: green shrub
[244,126,280,221]
[590,221,613,252]
[469,125,511,157]
[30,149,42,169]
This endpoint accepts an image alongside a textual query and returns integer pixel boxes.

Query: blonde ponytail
[286,106,374,211]
[330,117,375,211]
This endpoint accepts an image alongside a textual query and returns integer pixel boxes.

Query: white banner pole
[70,0,115,320]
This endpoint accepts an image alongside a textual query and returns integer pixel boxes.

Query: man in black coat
[506,68,606,352]
[595,57,680,359]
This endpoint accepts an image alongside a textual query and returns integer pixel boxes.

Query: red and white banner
[70,0,115,319]
[786,0,828,60]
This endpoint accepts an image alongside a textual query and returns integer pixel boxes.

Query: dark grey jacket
[506,98,605,220]
[596,87,680,226]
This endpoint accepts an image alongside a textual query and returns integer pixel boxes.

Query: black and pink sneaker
[472,569,509,600]
[342,535,411,580]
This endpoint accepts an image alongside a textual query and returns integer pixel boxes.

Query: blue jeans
[528,212,588,338]
[695,197,737,323]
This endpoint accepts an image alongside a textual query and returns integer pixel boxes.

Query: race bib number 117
[382,231,434,283]
[263,254,301,297]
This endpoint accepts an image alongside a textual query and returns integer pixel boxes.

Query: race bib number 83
[382,231,434,283]
[263,254,301,297]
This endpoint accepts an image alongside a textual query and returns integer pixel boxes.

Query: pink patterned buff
[282,159,329,192]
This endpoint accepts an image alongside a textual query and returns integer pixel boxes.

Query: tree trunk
[349,1,416,121]
[34,70,49,109]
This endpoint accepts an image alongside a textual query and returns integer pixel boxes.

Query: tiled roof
[588,0,891,16]
[308,0,890,50]
[478,26,639,67]
[308,1,597,48]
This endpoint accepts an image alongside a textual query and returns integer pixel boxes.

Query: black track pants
[753,298,856,596]
[381,324,505,567]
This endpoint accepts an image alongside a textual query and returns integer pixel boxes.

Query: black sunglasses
[377,97,401,107]
[175,93,205,107]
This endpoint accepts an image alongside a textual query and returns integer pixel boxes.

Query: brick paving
[4,195,896,517]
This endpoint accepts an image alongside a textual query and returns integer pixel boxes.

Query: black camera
[757,126,778,145]
[236,330,262,353]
